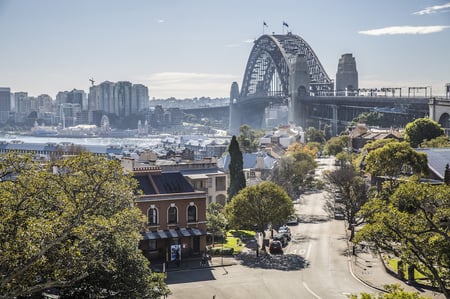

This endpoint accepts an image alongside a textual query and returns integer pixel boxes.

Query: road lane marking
[302,282,322,299]
[305,243,312,260]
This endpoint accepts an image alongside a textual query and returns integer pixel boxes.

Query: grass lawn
[208,230,255,255]
[386,257,428,281]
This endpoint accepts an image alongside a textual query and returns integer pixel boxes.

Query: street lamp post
[221,232,224,266]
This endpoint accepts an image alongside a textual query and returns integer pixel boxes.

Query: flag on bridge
[263,21,268,27]
[283,21,289,28]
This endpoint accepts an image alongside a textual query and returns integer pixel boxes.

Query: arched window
[168,206,178,224]
[187,205,197,222]
[148,208,158,225]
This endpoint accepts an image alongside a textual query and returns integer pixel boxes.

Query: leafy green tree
[306,127,326,144]
[323,165,367,240]
[0,152,169,298]
[420,135,450,148]
[225,181,294,234]
[356,180,450,298]
[348,284,432,299]
[364,141,428,185]
[271,147,317,199]
[237,124,264,153]
[325,135,350,156]
[206,202,228,246]
[404,117,445,148]
[227,135,246,201]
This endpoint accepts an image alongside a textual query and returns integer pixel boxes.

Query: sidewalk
[150,255,237,273]
[349,245,445,298]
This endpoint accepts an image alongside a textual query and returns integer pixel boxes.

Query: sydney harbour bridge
[226,32,450,135]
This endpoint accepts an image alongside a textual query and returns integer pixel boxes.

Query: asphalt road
[166,158,376,298]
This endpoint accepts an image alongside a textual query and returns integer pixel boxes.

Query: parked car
[269,240,283,254]
[278,225,291,241]
[286,215,299,225]
[334,211,345,220]
[273,233,288,246]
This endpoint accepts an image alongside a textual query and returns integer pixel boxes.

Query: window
[188,205,197,222]
[215,176,226,191]
[168,206,178,224]
[149,239,157,251]
[148,208,158,225]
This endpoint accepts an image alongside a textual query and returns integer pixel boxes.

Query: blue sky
[0,0,449,99]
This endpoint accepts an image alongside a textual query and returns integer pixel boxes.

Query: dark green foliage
[404,118,445,148]
[227,135,246,201]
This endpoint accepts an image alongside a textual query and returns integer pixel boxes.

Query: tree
[227,135,246,201]
[271,146,317,199]
[323,164,367,240]
[206,202,228,246]
[286,142,319,158]
[237,124,264,153]
[0,152,169,298]
[404,117,445,148]
[306,127,326,144]
[356,180,450,298]
[364,141,428,186]
[324,135,350,156]
[225,181,294,235]
[349,284,432,299]
[420,135,450,148]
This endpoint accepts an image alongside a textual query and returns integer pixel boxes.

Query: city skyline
[0,0,449,99]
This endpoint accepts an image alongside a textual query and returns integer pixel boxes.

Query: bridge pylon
[289,54,310,128]
[229,81,241,135]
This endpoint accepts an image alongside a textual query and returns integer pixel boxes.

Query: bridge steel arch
[240,33,333,98]
[230,33,334,134]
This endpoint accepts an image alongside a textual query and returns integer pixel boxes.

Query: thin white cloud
[413,2,450,15]
[143,72,239,98]
[359,25,450,35]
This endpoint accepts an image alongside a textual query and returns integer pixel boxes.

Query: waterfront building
[88,81,149,119]
[13,92,30,123]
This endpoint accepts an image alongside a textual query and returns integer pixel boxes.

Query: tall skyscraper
[0,87,11,124]
[132,84,150,112]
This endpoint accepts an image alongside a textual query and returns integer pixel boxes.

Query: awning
[142,228,206,240]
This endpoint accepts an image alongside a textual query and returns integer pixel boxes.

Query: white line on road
[305,243,312,260]
[302,282,322,299]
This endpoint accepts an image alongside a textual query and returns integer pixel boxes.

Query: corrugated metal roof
[416,148,450,179]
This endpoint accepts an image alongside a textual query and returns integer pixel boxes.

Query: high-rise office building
[0,87,11,124]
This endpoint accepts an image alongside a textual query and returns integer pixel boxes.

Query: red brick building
[131,164,207,262]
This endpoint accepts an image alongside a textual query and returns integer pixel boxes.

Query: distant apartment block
[0,87,11,124]
[88,81,149,118]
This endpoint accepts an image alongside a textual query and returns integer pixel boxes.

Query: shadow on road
[298,214,330,223]
[235,252,307,271]
[165,268,217,284]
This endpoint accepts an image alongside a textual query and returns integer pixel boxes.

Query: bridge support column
[289,54,310,128]
[229,102,242,136]
[229,82,241,135]
[331,104,338,136]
